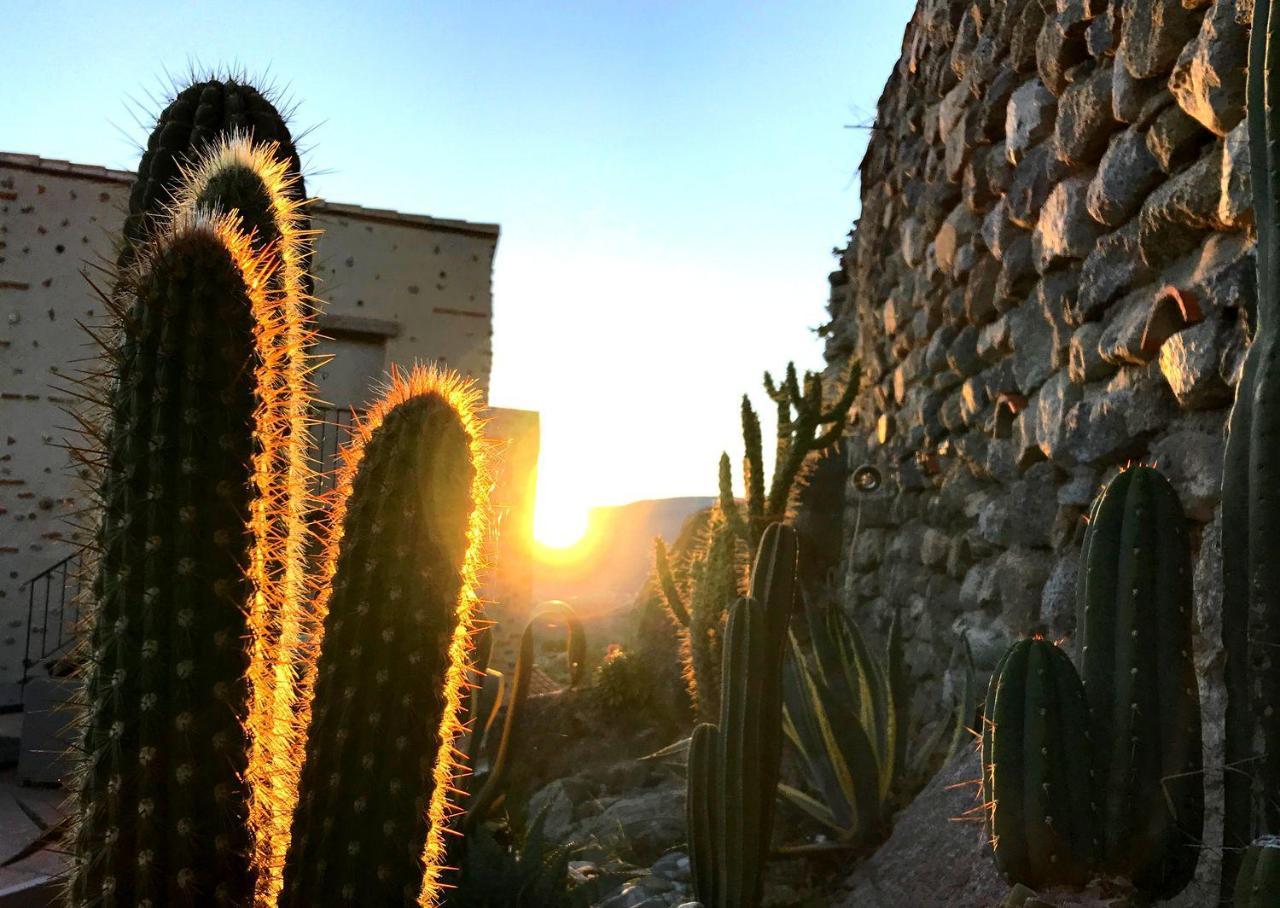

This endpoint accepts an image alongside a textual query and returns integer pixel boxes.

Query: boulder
[1119,0,1203,80]
[1005,79,1057,166]
[1087,128,1164,227]
[1034,173,1104,272]
[1054,64,1118,166]
[1168,0,1248,137]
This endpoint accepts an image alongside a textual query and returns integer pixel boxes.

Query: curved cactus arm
[654,537,692,627]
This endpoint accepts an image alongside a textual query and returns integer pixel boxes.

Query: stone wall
[823,0,1256,898]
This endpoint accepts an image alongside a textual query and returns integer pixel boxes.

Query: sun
[535,499,591,549]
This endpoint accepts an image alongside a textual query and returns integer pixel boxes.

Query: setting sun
[535,496,591,549]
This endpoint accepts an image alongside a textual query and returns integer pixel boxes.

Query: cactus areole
[1080,466,1203,898]
[279,365,489,908]
[983,637,1097,889]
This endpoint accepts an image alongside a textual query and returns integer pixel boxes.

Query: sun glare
[536,499,591,549]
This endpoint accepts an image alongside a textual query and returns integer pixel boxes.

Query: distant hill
[532,496,713,615]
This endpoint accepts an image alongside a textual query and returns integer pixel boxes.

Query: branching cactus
[981,637,1097,889]
[279,364,489,908]
[687,523,797,908]
[1080,466,1203,899]
[1223,0,1280,898]
[1234,836,1280,907]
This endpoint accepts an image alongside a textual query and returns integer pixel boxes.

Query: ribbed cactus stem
[1234,835,1280,907]
[71,210,289,907]
[1081,466,1203,898]
[279,365,488,908]
[687,523,796,908]
[983,637,1096,889]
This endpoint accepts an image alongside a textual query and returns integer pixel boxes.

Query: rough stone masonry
[822,0,1257,898]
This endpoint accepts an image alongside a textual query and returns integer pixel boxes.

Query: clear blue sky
[4,0,915,544]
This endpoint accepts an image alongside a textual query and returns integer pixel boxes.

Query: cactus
[121,77,307,266]
[279,365,488,908]
[982,637,1097,890]
[68,89,314,904]
[1080,466,1203,898]
[1223,0,1280,899]
[1234,835,1280,908]
[687,523,797,908]
[655,362,856,722]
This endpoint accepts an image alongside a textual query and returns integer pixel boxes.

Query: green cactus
[655,362,856,724]
[687,523,797,908]
[1080,466,1203,898]
[70,210,288,907]
[1234,836,1280,908]
[982,637,1097,890]
[122,77,306,265]
[1223,0,1280,899]
[279,366,486,908]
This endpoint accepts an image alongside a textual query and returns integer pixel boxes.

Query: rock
[1034,173,1104,271]
[1075,220,1153,322]
[925,324,960,372]
[977,315,1011,363]
[1008,302,1060,394]
[1069,321,1117,384]
[1037,9,1091,95]
[1148,423,1225,521]
[1040,555,1081,641]
[935,204,981,276]
[901,216,928,267]
[1158,314,1237,409]
[946,325,982,376]
[1146,102,1210,172]
[1011,0,1049,73]
[1007,143,1071,228]
[1168,0,1248,137]
[577,783,687,865]
[1088,0,1120,57]
[977,480,1056,548]
[1112,54,1166,122]
[1005,80,1057,165]
[527,778,583,845]
[1087,128,1164,227]
[1108,361,1182,437]
[1219,119,1251,228]
[921,528,951,568]
[1138,143,1226,266]
[1119,0,1203,80]
[1036,369,1084,463]
[1054,64,1118,166]
[1061,394,1134,464]
[965,253,1001,325]
[982,199,1023,262]
[1098,284,1167,366]
[996,233,1040,302]
[993,546,1053,632]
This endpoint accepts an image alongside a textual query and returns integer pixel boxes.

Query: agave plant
[779,598,975,847]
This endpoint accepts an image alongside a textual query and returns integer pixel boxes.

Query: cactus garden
[9,0,1280,905]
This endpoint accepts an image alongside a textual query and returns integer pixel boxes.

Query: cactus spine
[1223,0,1280,899]
[279,365,488,908]
[1080,466,1203,898]
[982,637,1097,889]
[1234,836,1280,908]
[687,523,796,908]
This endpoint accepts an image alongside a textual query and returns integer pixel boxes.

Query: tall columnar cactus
[981,637,1097,889]
[1223,0,1280,898]
[1080,466,1203,898]
[687,523,796,908]
[279,365,489,908]
[70,190,312,905]
[1234,836,1280,908]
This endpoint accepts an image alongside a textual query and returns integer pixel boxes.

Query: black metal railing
[19,549,87,700]
[311,405,364,494]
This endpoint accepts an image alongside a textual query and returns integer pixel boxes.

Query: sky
[4,0,916,546]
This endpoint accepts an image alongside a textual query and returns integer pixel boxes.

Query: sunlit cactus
[982,637,1097,890]
[69,195,313,906]
[1080,465,1203,899]
[279,364,490,908]
[121,77,307,266]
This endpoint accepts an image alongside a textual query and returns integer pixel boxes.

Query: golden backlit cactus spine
[70,161,314,907]
[278,364,490,908]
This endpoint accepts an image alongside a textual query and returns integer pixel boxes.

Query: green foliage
[779,601,976,846]
[1080,466,1202,899]
[687,524,797,908]
[982,637,1097,890]
[655,362,857,724]
[1234,836,1280,908]
[446,811,627,908]
[280,389,477,907]
[591,645,654,715]
[1224,0,1280,898]
[71,224,263,907]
